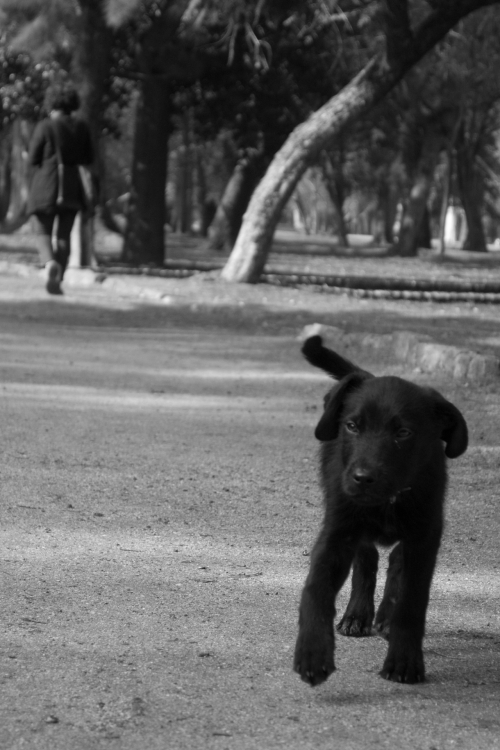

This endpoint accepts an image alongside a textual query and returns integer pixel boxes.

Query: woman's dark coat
[28,116,93,215]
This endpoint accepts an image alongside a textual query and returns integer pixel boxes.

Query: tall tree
[181,0,347,250]
[106,0,209,264]
[221,0,500,282]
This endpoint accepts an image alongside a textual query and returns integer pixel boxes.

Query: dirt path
[0,270,499,750]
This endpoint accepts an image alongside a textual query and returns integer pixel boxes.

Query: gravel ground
[0,249,499,750]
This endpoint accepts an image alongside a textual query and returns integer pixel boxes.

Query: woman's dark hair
[45,82,80,115]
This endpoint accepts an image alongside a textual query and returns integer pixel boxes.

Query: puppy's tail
[302,334,366,380]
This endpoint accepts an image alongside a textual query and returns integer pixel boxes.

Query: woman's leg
[32,212,55,265]
[32,212,63,294]
[54,209,78,278]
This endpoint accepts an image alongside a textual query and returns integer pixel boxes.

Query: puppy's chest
[356,505,402,546]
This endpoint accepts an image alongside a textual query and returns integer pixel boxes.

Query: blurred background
[1,0,500,271]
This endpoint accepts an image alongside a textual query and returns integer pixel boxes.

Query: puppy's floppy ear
[314,372,369,442]
[429,390,468,458]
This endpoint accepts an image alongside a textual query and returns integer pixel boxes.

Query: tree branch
[407,0,500,65]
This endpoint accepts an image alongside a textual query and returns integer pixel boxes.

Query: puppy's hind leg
[337,542,378,637]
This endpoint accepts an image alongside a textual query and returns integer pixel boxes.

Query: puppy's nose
[352,467,376,486]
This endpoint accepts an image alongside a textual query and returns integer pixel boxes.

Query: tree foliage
[221,0,500,281]
[1,0,500,264]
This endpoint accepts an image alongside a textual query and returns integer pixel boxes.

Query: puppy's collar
[389,487,412,504]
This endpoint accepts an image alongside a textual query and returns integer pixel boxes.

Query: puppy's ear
[430,392,468,458]
[314,373,368,442]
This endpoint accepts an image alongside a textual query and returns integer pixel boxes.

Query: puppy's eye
[345,421,359,434]
[396,428,413,439]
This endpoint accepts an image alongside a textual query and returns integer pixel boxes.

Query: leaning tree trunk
[220,63,381,281]
[208,153,267,252]
[122,79,171,265]
[456,138,487,252]
[221,0,499,282]
[395,129,442,257]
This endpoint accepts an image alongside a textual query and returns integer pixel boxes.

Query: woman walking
[28,82,94,295]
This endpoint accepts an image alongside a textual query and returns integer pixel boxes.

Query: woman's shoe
[45,260,63,295]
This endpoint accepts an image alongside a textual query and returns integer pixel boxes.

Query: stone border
[304,324,500,385]
[98,264,500,302]
[2,261,498,384]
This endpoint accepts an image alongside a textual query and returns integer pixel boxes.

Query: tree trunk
[456,138,487,252]
[416,206,432,249]
[221,63,384,281]
[0,127,12,222]
[207,154,267,251]
[320,154,349,246]
[395,130,442,257]
[379,182,398,244]
[0,119,33,232]
[76,0,113,219]
[293,190,312,234]
[221,0,499,282]
[122,79,171,265]
[195,146,213,237]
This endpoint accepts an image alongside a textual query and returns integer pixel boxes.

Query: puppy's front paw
[379,643,425,684]
[337,613,373,637]
[293,629,335,687]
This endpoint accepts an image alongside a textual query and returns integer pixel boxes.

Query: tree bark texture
[221,0,500,282]
[122,79,171,265]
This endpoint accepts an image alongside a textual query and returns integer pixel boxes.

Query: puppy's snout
[352,466,376,487]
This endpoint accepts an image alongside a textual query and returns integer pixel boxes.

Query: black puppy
[294,333,468,685]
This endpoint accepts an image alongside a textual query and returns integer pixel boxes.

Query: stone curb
[305,324,500,385]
